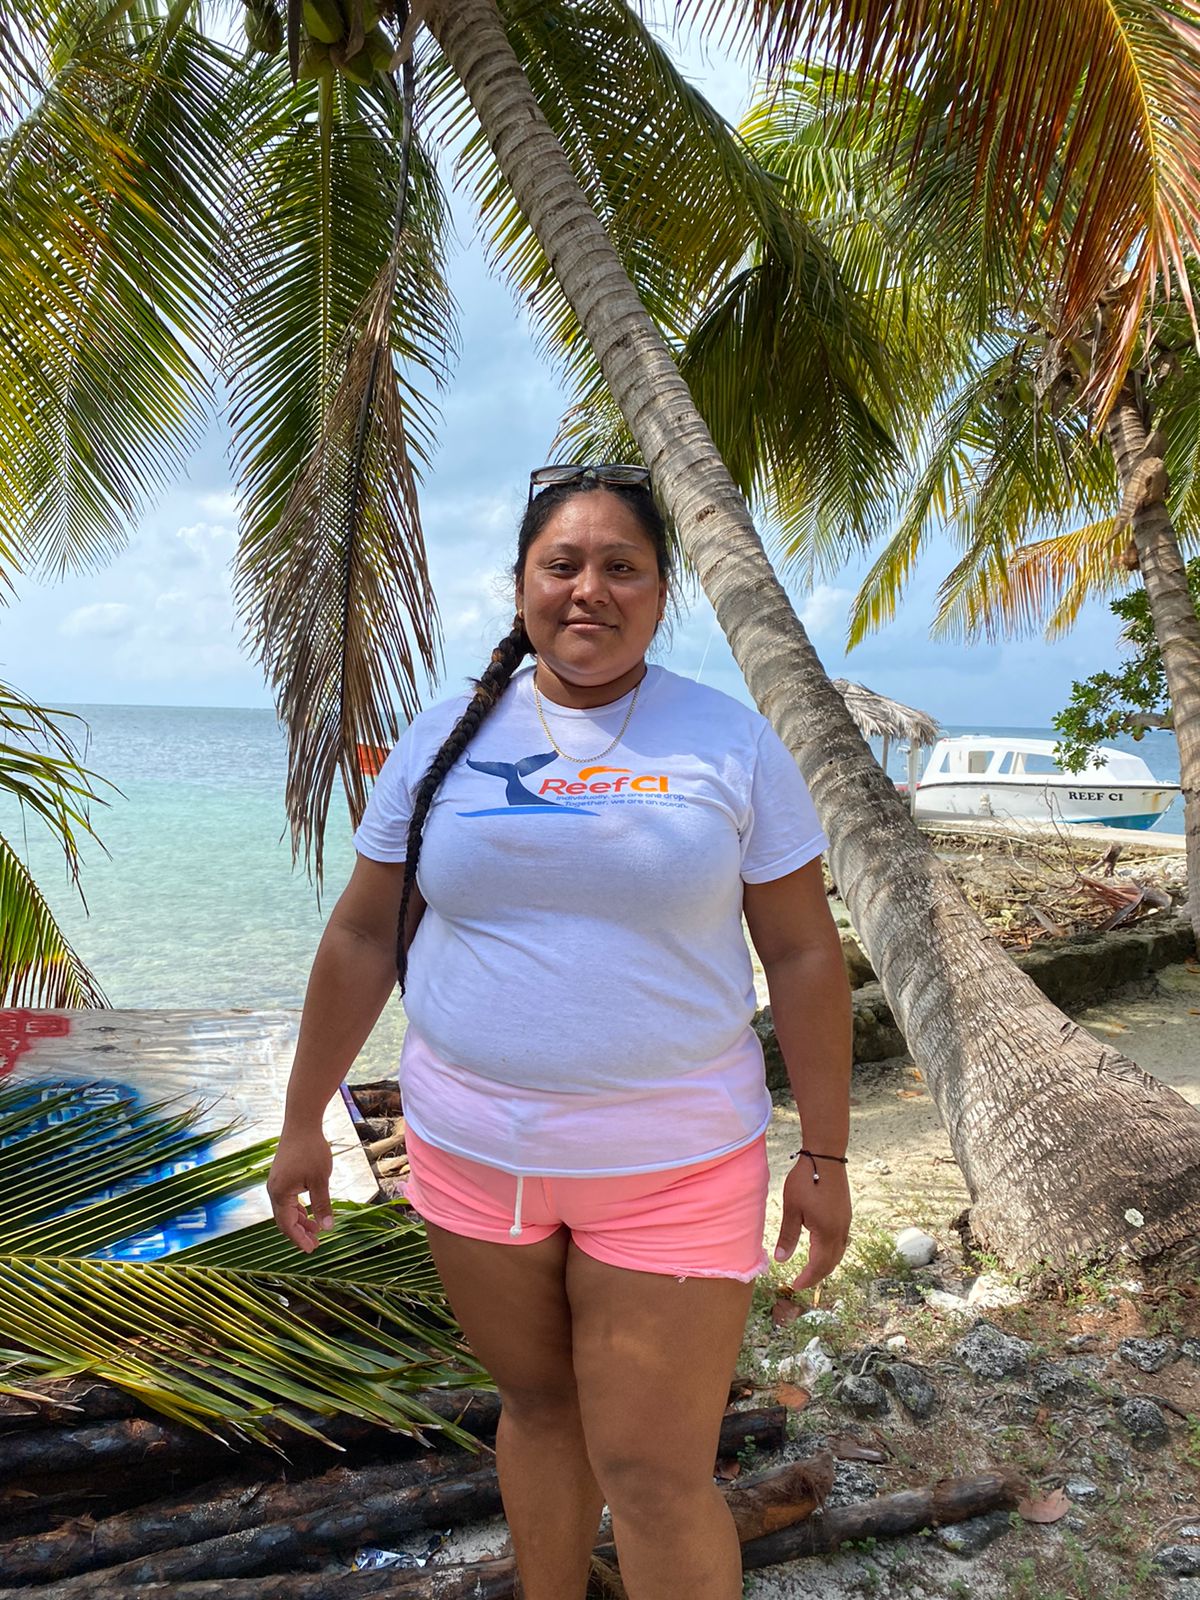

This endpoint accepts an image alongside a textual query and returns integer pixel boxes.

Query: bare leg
[423,1221,605,1600]
[567,1243,754,1600]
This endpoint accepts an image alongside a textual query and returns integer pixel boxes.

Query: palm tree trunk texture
[422,0,1200,1268]
[1104,389,1200,946]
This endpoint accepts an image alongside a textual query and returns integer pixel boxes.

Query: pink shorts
[402,1129,770,1282]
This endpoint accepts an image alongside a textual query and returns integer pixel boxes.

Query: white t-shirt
[352,664,827,1174]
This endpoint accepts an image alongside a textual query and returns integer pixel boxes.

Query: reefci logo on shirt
[457,754,672,818]
[539,765,669,797]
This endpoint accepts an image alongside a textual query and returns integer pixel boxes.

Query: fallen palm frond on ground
[0,1081,487,1447]
[924,830,1187,947]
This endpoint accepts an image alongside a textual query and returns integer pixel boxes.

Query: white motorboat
[903,736,1179,831]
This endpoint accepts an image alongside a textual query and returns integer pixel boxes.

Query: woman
[268,465,853,1600]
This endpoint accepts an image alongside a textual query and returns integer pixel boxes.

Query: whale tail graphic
[465,752,560,807]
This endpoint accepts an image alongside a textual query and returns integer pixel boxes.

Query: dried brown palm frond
[233,62,443,882]
[268,259,437,875]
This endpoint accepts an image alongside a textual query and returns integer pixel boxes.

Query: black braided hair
[394,475,671,993]
[394,614,530,991]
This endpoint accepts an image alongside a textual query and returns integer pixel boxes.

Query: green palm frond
[0,682,111,1006]
[0,5,244,576]
[740,62,1005,373]
[686,0,1200,413]
[847,337,1118,649]
[0,682,112,874]
[681,253,900,564]
[438,0,805,358]
[1148,294,1200,535]
[0,837,106,1007]
[845,351,1008,648]
[445,2,901,557]
[0,1085,484,1444]
[0,0,45,113]
[226,64,453,879]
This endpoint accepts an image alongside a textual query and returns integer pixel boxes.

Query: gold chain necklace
[533,672,643,763]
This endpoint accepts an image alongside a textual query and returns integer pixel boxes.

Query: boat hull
[913,779,1177,830]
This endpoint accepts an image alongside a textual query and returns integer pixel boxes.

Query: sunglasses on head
[527,463,651,505]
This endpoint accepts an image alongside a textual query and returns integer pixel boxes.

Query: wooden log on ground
[0,1470,1019,1600]
[0,1410,785,1592]
[724,1456,835,1542]
[0,1392,772,1494]
[0,1418,233,1486]
[738,1467,1023,1565]
[349,1083,402,1119]
[0,1384,138,1435]
[8,1469,504,1595]
[0,1391,504,1489]
[0,1450,475,1584]
[363,1129,406,1162]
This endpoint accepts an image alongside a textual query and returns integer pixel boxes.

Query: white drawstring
[510,1175,525,1237]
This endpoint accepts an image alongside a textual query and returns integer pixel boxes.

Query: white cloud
[61,602,134,638]
[798,584,853,638]
[199,491,239,519]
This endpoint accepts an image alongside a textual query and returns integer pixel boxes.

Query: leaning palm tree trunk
[1104,386,1200,945]
[422,0,1200,1270]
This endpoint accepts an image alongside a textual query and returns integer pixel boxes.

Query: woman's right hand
[267,1125,335,1253]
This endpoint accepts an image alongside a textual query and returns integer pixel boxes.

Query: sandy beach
[765,957,1200,1240]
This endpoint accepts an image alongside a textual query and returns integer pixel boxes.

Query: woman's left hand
[773,1161,852,1289]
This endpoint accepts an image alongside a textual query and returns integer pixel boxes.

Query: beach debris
[349,1081,403,1120]
[1081,875,1173,929]
[0,1314,1035,1598]
[1017,1487,1071,1523]
[1090,843,1123,877]
[10,1466,507,1589]
[363,1127,407,1162]
[723,1456,835,1540]
[823,1435,890,1464]
[0,1381,138,1434]
[965,1272,1025,1310]
[0,1391,504,1494]
[923,1288,973,1318]
[926,830,1184,946]
[0,1450,475,1584]
[894,1228,938,1267]
[350,1531,451,1570]
[771,1383,812,1411]
[0,1471,1019,1599]
[0,1407,789,1593]
[773,1340,836,1388]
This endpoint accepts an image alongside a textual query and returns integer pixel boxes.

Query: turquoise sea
[1,703,1184,1082]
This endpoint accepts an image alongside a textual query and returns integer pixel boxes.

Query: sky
[0,16,1132,731]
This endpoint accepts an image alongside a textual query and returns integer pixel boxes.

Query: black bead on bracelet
[790,1148,849,1184]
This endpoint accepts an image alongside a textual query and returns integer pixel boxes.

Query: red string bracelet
[790,1148,849,1184]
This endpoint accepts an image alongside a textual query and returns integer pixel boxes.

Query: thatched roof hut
[831,679,942,813]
